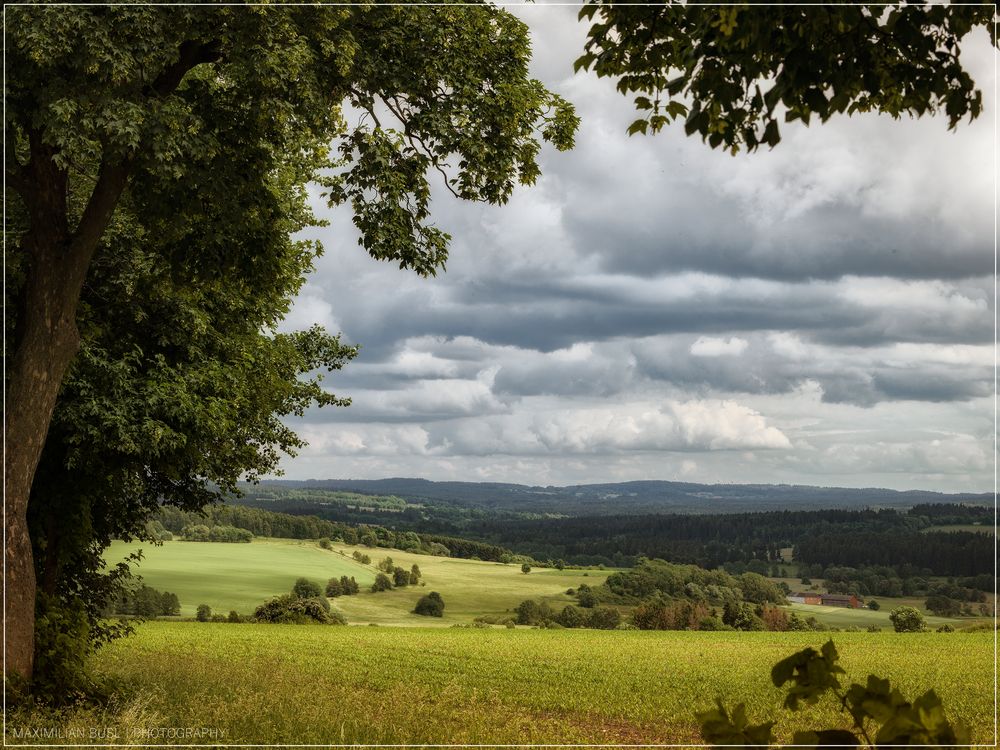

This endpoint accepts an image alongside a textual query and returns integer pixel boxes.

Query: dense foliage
[6,2,577,691]
[413,592,445,618]
[155,504,520,563]
[576,3,996,151]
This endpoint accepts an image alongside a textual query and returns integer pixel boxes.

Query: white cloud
[690,336,749,357]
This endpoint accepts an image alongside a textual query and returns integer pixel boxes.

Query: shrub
[557,605,586,628]
[393,566,411,587]
[227,610,243,623]
[378,556,395,573]
[195,604,212,622]
[319,538,332,550]
[587,607,622,630]
[414,592,445,617]
[340,576,360,595]
[32,594,93,705]
[326,578,344,597]
[352,551,371,565]
[371,573,393,593]
[889,606,926,632]
[292,577,322,599]
[253,594,345,625]
[867,599,881,611]
[521,563,531,574]
[515,599,552,625]
[410,564,421,584]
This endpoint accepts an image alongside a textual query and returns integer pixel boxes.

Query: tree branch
[145,39,223,98]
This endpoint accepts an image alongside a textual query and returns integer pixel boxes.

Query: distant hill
[253,477,991,516]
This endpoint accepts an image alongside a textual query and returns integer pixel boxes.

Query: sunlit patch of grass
[7,624,994,745]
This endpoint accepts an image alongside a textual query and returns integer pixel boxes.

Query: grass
[783,602,976,629]
[922,523,996,535]
[105,538,613,623]
[104,538,376,617]
[8,623,995,745]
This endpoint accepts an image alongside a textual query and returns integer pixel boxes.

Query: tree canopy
[5,3,577,691]
[575,3,997,151]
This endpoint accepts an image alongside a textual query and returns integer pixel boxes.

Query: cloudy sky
[275,6,995,493]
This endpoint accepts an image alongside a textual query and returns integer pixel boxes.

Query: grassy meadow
[105,538,613,622]
[8,623,995,745]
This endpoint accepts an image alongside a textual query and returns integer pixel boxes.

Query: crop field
[8,623,995,745]
[105,538,612,622]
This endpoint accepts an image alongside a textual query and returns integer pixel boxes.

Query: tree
[889,606,926,633]
[325,579,344,598]
[557,605,586,628]
[371,573,393,593]
[521,564,532,575]
[925,595,962,618]
[6,4,577,685]
[867,600,881,611]
[413,592,445,617]
[514,599,552,626]
[195,604,212,623]
[409,564,421,585]
[587,607,622,630]
[292,578,321,600]
[392,567,411,588]
[576,3,996,152]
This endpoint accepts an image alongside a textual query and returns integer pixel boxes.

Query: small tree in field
[521,563,532,574]
[392,566,411,587]
[195,604,211,622]
[325,578,344,598]
[889,606,925,632]
[414,592,445,617]
[371,573,393,593]
[292,578,321,599]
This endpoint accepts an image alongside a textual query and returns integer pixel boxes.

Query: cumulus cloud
[271,8,994,493]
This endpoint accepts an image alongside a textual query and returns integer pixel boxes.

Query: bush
[371,573,393,592]
[393,566,411,587]
[515,599,552,625]
[292,577,322,599]
[319,538,332,550]
[889,605,926,632]
[414,592,445,617]
[253,594,345,625]
[521,563,531,574]
[32,594,93,705]
[340,576,360,595]
[557,605,586,628]
[867,599,881,611]
[195,604,212,622]
[326,578,344,597]
[227,610,243,623]
[587,607,622,630]
[352,550,371,565]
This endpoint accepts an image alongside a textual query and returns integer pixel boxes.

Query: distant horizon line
[251,475,994,497]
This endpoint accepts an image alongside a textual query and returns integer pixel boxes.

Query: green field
[784,602,974,629]
[923,523,997,535]
[106,538,612,622]
[8,623,995,745]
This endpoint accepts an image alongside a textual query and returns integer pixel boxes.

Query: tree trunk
[5,146,130,686]
[4,39,220,688]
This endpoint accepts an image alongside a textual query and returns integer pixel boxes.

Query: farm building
[788,592,822,605]
[820,594,859,608]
